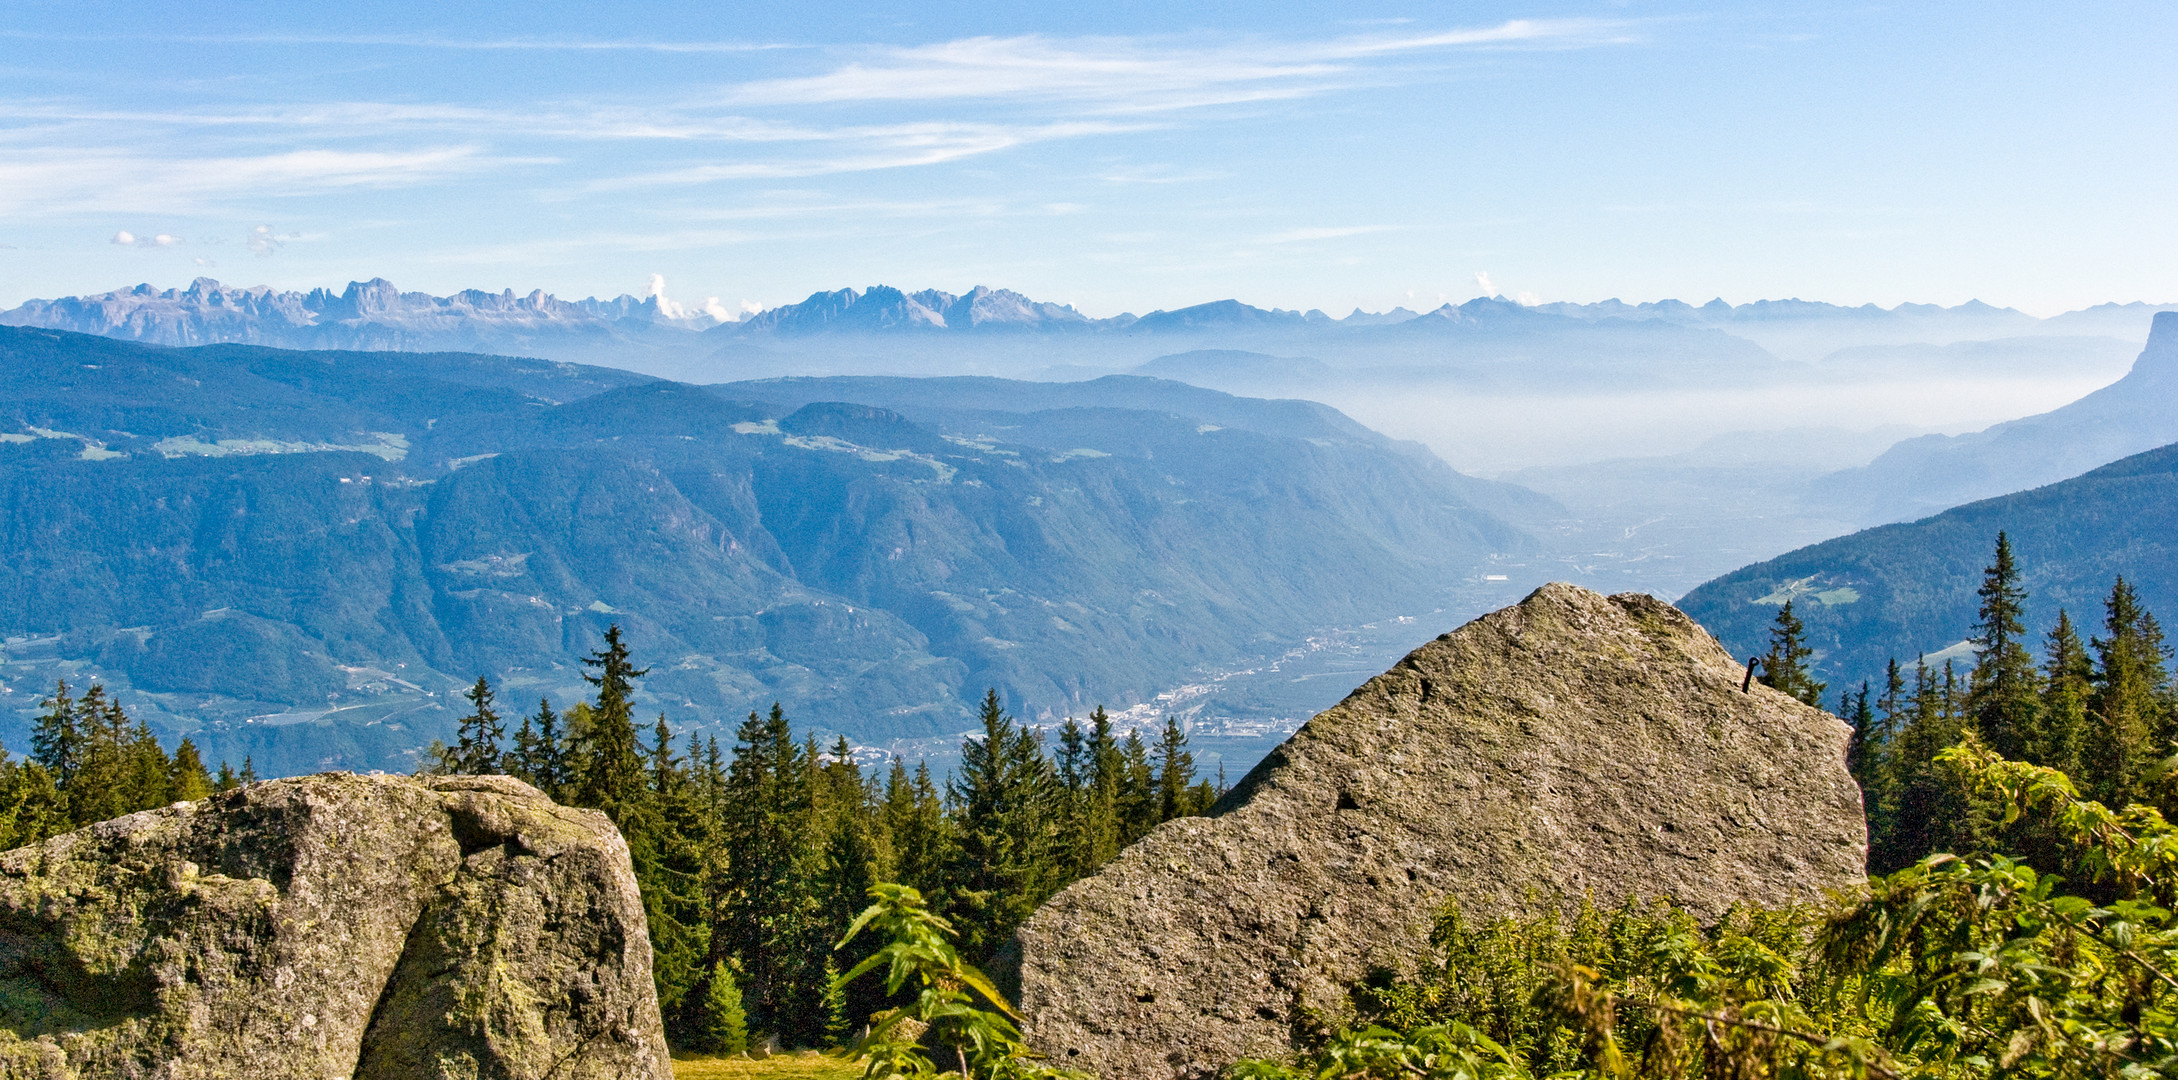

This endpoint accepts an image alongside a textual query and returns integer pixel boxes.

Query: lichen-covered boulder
[0,772,669,1080]
[1014,584,1867,1079]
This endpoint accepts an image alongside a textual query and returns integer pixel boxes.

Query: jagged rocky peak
[1013,583,1867,1079]
[733,283,1092,333]
[0,773,669,1078]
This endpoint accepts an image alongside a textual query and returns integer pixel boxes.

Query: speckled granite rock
[0,772,669,1080]
[1014,583,1867,1079]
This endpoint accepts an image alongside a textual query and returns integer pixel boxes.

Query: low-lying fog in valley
[6,280,2174,776]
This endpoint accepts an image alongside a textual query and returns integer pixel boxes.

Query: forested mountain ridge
[1678,436,2178,689]
[0,326,1539,776]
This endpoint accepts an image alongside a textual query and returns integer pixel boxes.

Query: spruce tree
[1117,730,1158,845]
[884,758,950,897]
[696,961,749,1055]
[123,719,172,810]
[1967,532,2043,760]
[168,738,215,802]
[0,761,69,849]
[2038,610,2092,780]
[1084,707,1123,868]
[638,713,708,1040]
[451,676,506,775]
[572,625,648,822]
[820,957,851,1049]
[30,681,81,788]
[67,685,126,827]
[719,703,816,1042]
[526,698,568,799]
[947,689,1061,960]
[1056,716,1092,875]
[2083,577,2171,808]
[1843,682,1879,791]
[1758,600,1827,707]
[1876,659,1972,871]
[1155,716,1198,823]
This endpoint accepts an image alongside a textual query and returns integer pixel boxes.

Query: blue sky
[1,1,2171,316]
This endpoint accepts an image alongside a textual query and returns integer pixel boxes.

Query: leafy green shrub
[832,883,1083,1080]
[1232,737,2178,1079]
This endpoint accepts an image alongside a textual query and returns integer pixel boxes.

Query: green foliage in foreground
[831,884,1081,1080]
[1233,740,2178,1079]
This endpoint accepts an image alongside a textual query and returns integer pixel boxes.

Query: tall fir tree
[719,703,819,1042]
[2038,610,2092,780]
[450,676,507,775]
[1967,532,2044,760]
[168,738,215,802]
[1758,600,1827,707]
[30,681,81,789]
[1875,660,1972,872]
[572,625,649,822]
[2083,577,2172,808]
[638,713,709,1039]
[1116,730,1158,846]
[1155,716,1199,823]
[1084,707,1123,869]
[947,689,1062,960]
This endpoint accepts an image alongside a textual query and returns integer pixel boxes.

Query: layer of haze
[1,1,2173,317]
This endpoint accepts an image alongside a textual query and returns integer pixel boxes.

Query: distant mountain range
[1810,312,2178,524]
[1678,432,2178,693]
[11,278,2167,385]
[0,325,1543,777]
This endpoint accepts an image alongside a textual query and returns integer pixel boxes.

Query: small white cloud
[644,274,694,319]
[703,296,733,322]
[247,224,285,256]
[112,229,184,248]
[1516,290,1540,306]
[739,299,762,315]
[1473,271,1497,295]
[193,256,216,267]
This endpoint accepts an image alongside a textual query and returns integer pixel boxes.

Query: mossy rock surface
[0,773,669,1079]
[1013,583,1868,1080]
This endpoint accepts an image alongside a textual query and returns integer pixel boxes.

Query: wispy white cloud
[0,147,518,214]
[0,29,790,54]
[1258,225,1394,244]
[726,20,1632,113]
[586,120,1142,188]
[0,19,1642,217]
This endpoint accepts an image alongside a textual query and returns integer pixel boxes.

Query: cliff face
[1014,583,1867,1079]
[0,773,668,1079]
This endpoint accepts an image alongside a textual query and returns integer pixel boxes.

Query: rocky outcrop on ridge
[0,773,669,1079]
[1014,583,1866,1079]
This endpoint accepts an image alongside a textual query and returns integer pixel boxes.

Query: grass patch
[672,1049,864,1079]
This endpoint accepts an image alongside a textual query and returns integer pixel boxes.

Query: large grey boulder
[0,772,670,1080]
[1015,583,1866,1079]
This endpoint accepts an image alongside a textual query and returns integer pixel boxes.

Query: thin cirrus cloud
[0,146,518,215]
[725,19,1631,112]
[1257,225,1396,244]
[585,120,1146,189]
[0,18,1640,225]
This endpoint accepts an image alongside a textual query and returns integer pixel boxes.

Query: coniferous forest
[11,539,2178,1076]
[1,625,1220,1054]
